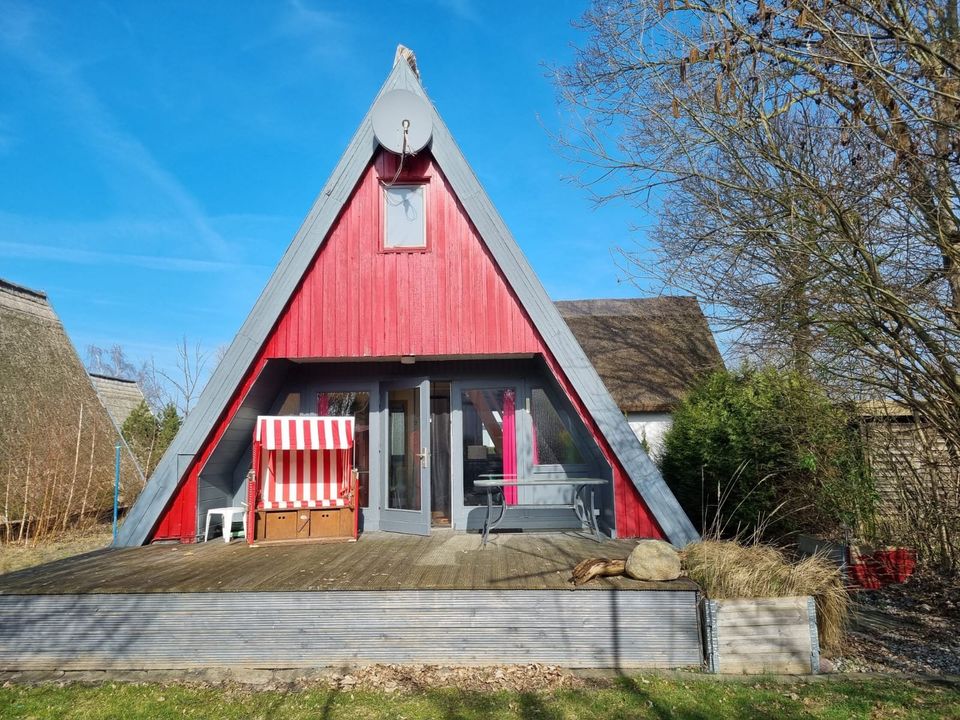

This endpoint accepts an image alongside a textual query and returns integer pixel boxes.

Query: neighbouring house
[89,373,146,427]
[116,51,699,549]
[0,278,141,537]
[557,297,723,460]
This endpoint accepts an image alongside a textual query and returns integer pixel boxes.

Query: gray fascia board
[115,62,409,546]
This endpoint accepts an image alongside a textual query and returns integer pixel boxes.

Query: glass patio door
[379,379,431,535]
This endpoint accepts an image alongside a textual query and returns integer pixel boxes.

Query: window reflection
[531,388,585,466]
[318,391,370,507]
[461,388,516,506]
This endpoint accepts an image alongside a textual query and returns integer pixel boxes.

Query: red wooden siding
[152,462,196,541]
[263,153,541,359]
[151,150,663,542]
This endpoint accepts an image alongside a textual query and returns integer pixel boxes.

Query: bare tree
[555,0,960,451]
[159,337,210,417]
[86,343,137,379]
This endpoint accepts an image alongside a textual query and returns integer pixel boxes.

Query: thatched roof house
[0,278,140,538]
[89,373,146,427]
[557,296,723,457]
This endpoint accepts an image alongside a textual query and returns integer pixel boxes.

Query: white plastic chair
[203,506,247,543]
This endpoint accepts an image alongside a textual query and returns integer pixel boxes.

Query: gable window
[383,184,426,250]
[530,387,586,467]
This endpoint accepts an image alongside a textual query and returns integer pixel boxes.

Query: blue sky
[0,1,655,376]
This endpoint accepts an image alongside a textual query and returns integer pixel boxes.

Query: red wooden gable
[264,152,542,359]
[152,151,664,542]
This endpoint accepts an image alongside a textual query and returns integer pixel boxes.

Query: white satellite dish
[371,89,432,155]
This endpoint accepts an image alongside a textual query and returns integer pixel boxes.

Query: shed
[858,401,958,530]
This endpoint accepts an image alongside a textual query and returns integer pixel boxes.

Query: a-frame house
[116,52,698,549]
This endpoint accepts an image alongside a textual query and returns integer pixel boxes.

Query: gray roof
[557,297,723,413]
[116,55,698,547]
[89,373,146,426]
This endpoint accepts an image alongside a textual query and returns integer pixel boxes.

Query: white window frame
[382,183,427,251]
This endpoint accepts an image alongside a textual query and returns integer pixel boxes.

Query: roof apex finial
[394,44,420,80]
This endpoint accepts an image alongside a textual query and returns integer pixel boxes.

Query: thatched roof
[0,278,141,530]
[89,373,145,426]
[556,297,723,413]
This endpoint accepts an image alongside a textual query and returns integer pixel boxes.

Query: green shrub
[121,401,181,477]
[661,366,876,539]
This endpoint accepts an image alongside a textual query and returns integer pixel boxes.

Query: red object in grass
[874,548,917,585]
[848,557,883,590]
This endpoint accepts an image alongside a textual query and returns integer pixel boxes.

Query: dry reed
[682,540,849,652]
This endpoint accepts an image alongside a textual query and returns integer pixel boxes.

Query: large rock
[624,540,682,581]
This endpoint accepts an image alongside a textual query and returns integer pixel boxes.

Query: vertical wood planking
[266,152,541,360]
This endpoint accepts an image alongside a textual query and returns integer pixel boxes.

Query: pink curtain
[502,389,517,505]
[317,393,330,415]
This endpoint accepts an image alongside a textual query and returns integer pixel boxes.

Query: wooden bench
[474,475,608,545]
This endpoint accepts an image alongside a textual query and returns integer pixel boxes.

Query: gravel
[831,572,960,677]
[325,663,585,693]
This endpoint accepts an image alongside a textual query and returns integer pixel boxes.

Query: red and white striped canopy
[255,416,354,451]
[253,416,355,510]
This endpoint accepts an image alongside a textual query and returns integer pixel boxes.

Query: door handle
[416,448,429,469]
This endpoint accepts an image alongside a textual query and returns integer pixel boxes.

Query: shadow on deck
[0,530,697,594]
[0,531,704,670]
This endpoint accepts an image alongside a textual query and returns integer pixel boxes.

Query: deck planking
[0,530,698,595]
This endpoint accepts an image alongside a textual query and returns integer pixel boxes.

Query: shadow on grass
[357,677,960,720]
[0,673,958,720]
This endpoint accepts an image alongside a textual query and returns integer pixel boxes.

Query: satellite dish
[371,89,432,155]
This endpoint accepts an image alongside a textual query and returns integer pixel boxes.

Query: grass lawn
[0,526,112,575]
[0,676,957,720]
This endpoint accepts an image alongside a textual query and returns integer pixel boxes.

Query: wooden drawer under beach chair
[248,415,360,544]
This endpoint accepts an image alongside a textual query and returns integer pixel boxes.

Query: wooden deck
[0,532,704,670]
[0,530,697,594]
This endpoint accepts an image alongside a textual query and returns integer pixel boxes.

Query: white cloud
[243,0,348,61]
[0,239,259,273]
[0,211,286,273]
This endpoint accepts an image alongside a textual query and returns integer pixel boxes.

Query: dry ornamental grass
[681,540,849,652]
